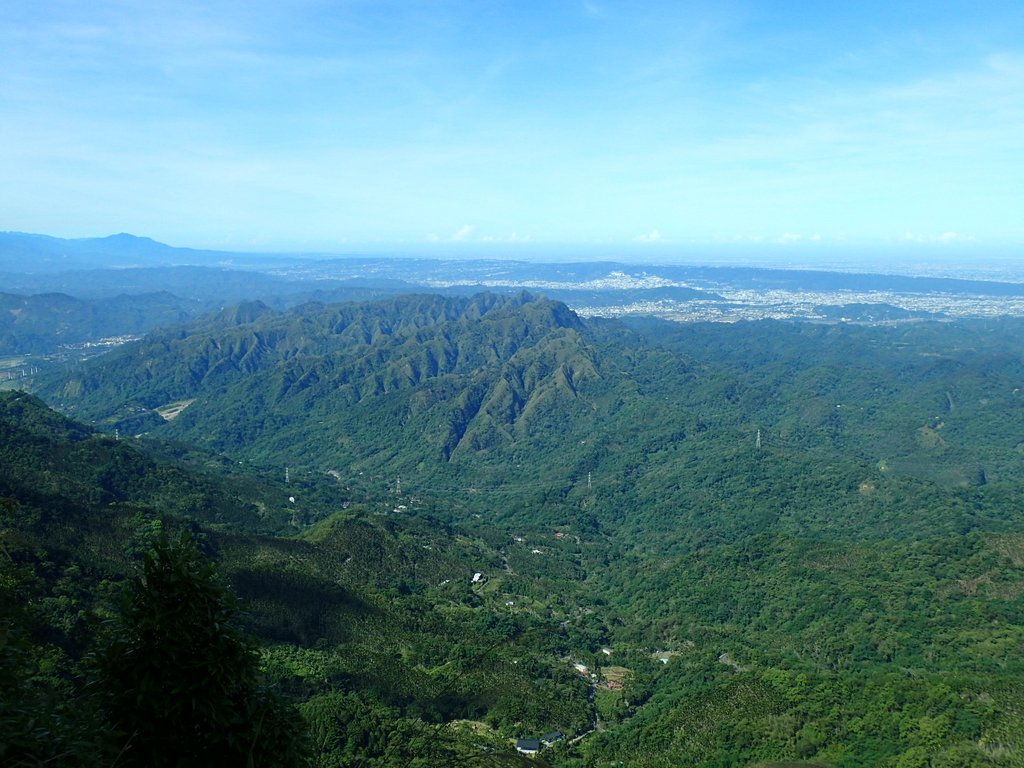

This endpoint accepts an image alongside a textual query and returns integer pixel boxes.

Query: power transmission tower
[756,430,761,450]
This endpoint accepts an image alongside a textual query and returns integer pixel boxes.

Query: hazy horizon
[3,1,1023,258]
[6,227,1024,285]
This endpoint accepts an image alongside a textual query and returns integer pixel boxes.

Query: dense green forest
[4,293,1024,766]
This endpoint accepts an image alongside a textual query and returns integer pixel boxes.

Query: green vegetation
[0,290,199,355]
[5,294,1024,765]
[95,532,306,766]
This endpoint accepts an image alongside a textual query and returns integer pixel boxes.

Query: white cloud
[634,229,662,242]
[451,224,474,241]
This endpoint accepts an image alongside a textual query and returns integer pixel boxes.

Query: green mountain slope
[38,293,687,488]
[32,294,1024,545]
[0,291,202,354]
[17,294,1024,766]
[0,391,595,765]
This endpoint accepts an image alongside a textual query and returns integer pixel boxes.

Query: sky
[2,0,1023,257]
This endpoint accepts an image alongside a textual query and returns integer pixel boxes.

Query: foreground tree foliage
[95,532,307,767]
[0,527,104,767]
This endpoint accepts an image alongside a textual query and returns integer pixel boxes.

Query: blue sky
[2,1,1023,256]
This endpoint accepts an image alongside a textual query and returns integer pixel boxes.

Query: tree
[0,519,106,767]
[95,532,307,767]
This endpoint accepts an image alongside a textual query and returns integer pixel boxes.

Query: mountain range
[5,235,1024,766]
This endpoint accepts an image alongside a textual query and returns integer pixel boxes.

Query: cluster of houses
[515,732,564,756]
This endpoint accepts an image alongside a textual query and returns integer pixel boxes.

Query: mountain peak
[85,233,173,252]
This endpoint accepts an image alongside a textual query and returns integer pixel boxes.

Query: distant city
[267,259,1024,323]
[3,231,1023,329]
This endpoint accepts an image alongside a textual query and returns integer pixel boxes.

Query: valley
[3,234,1024,767]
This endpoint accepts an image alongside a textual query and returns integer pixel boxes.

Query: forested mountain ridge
[13,293,1024,766]
[35,293,1024,508]
[37,292,689,477]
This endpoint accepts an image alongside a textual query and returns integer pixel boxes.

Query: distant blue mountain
[0,231,220,272]
[79,232,176,253]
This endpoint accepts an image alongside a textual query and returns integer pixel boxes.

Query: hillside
[13,294,1024,766]
[0,291,204,354]
[36,294,1024,524]
[0,390,594,765]
[37,293,681,484]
